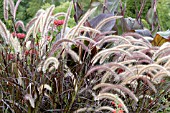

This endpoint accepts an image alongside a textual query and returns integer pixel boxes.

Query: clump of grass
[0,1,170,113]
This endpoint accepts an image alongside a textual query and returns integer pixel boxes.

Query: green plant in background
[157,0,170,31]
[141,19,150,29]
[52,1,76,27]
[26,0,44,18]
[124,0,170,31]
[26,0,60,22]
[0,0,3,20]
[120,0,152,30]
[42,1,76,27]
[78,0,91,10]
[25,0,72,23]
[53,1,74,16]
[0,0,76,31]
[124,0,151,19]
[0,0,170,113]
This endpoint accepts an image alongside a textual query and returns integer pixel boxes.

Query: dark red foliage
[116,68,124,74]
[7,54,15,60]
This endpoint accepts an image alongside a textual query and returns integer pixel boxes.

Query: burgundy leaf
[73,1,84,23]
[135,29,153,37]
[89,13,116,32]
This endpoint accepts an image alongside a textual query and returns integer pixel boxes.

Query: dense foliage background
[0,0,170,113]
[0,0,169,31]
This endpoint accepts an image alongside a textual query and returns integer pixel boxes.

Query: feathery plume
[152,72,170,84]
[38,84,52,94]
[71,7,97,39]
[122,32,151,45]
[95,93,129,113]
[26,17,38,31]
[24,94,35,108]
[98,35,131,47]
[42,57,60,73]
[130,40,151,48]
[156,55,170,65]
[65,49,82,64]
[76,41,91,54]
[91,48,132,65]
[164,58,170,67]
[74,107,94,113]
[3,0,8,20]
[53,12,66,18]
[75,36,96,44]
[100,87,126,98]
[9,34,21,55]
[138,64,170,76]
[121,75,157,93]
[94,83,138,102]
[131,51,153,63]
[35,9,45,17]
[42,5,55,36]
[15,20,26,31]
[85,65,116,78]
[49,39,76,56]
[153,46,170,60]
[33,13,43,39]
[95,106,115,112]
[61,1,73,39]
[0,19,10,44]
[8,0,14,15]
[13,0,21,19]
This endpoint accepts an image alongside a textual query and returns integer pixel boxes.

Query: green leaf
[146,8,154,25]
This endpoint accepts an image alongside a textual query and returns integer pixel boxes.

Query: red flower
[149,100,153,103]
[111,101,116,106]
[24,50,30,56]
[29,50,38,55]
[118,110,124,113]
[12,32,17,37]
[46,36,51,41]
[35,42,39,46]
[17,33,26,39]
[24,49,38,56]
[7,54,15,60]
[112,110,116,113]
[118,104,122,108]
[54,20,64,26]
[161,79,165,83]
